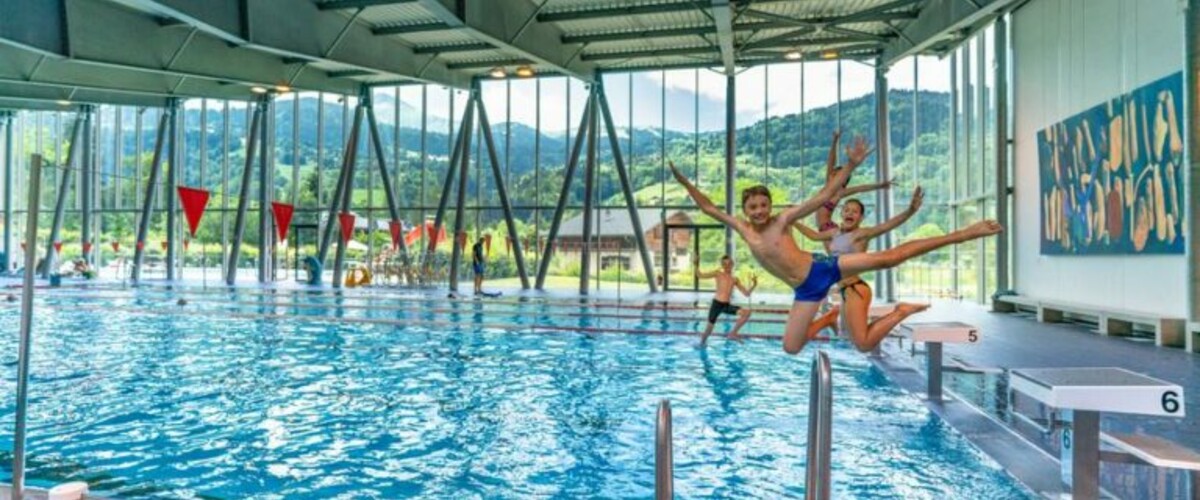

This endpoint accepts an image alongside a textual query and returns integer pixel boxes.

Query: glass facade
[0,22,1008,302]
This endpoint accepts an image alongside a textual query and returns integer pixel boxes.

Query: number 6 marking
[1162,391,1180,414]
[1062,428,1072,449]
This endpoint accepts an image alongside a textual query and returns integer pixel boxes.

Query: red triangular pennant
[405,224,423,246]
[271,202,295,243]
[53,241,62,253]
[82,241,93,255]
[389,220,402,250]
[136,241,145,251]
[111,241,120,252]
[176,186,211,237]
[338,212,355,243]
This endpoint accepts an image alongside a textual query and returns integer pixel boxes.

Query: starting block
[1010,367,1184,498]
[901,321,981,400]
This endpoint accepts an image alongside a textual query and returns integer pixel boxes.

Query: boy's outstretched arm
[824,129,841,180]
[793,222,836,242]
[779,136,872,224]
[861,186,924,240]
[669,161,741,229]
[841,177,893,198]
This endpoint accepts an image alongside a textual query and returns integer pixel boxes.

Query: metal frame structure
[534,80,658,294]
[41,113,83,278]
[805,350,833,499]
[225,95,270,285]
[0,1,1018,300]
[1,111,11,271]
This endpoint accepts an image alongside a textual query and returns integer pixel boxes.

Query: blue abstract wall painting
[1039,71,1185,255]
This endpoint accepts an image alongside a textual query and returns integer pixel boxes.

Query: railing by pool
[805,350,833,500]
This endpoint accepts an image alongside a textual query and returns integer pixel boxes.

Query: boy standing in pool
[695,255,757,346]
[667,135,1002,355]
[472,236,486,295]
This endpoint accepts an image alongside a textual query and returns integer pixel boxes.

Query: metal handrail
[805,350,833,500]
[655,399,673,500]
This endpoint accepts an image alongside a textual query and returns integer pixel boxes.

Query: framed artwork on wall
[1038,71,1184,255]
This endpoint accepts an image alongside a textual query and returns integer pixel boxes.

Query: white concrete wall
[1012,0,1185,315]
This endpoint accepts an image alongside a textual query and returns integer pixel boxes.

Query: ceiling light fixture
[56,100,72,106]
[783,50,802,61]
[274,84,292,93]
[515,65,535,78]
[489,66,507,78]
[250,86,269,94]
[821,50,838,60]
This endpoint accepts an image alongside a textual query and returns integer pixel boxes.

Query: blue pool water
[1,289,1033,498]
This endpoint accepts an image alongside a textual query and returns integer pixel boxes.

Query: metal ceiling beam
[0,0,369,99]
[585,36,880,62]
[372,22,450,35]
[413,42,493,54]
[711,0,735,75]
[446,58,532,70]
[582,46,717,62]
[539,0,795,22]
[564,25,715,44]
[114,0,473,88]
[0,39,304,104]
[0,81,174,108]
[740,34,887,52]
[414,0,595,81]
[591,48,894,73]
[881,0,1018,66]
[0,0,68,56]
[316,0,418,10]
[327,69,376,78]
[561,12,914,45]
[832,0,924,26]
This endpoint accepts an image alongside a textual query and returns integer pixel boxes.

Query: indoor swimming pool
[0,288,1033,498]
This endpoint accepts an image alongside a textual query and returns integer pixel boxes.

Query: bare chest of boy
[745,228,810,287]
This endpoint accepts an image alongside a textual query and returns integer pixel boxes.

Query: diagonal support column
[42,115,84,279]
[364,89,413,268]
[132,109,171,282]
[258,96,274,283]
[2,112,12,272]
[536,94,594,289]
[80,106,95,267]
[423,101,471,281]
[225,98,265,285]
[318,100,365,265]
[474,90,530,289]
[166,98,182,280]
[597,81,658,292]
[448,90,477,293]
[579,89,598,295]
[875,58,894,301]
[331,102,365,289]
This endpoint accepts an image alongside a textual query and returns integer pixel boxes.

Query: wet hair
[741,185,771,207]
[844,198,865,213]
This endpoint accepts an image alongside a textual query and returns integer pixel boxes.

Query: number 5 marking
[968,331,978,343]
